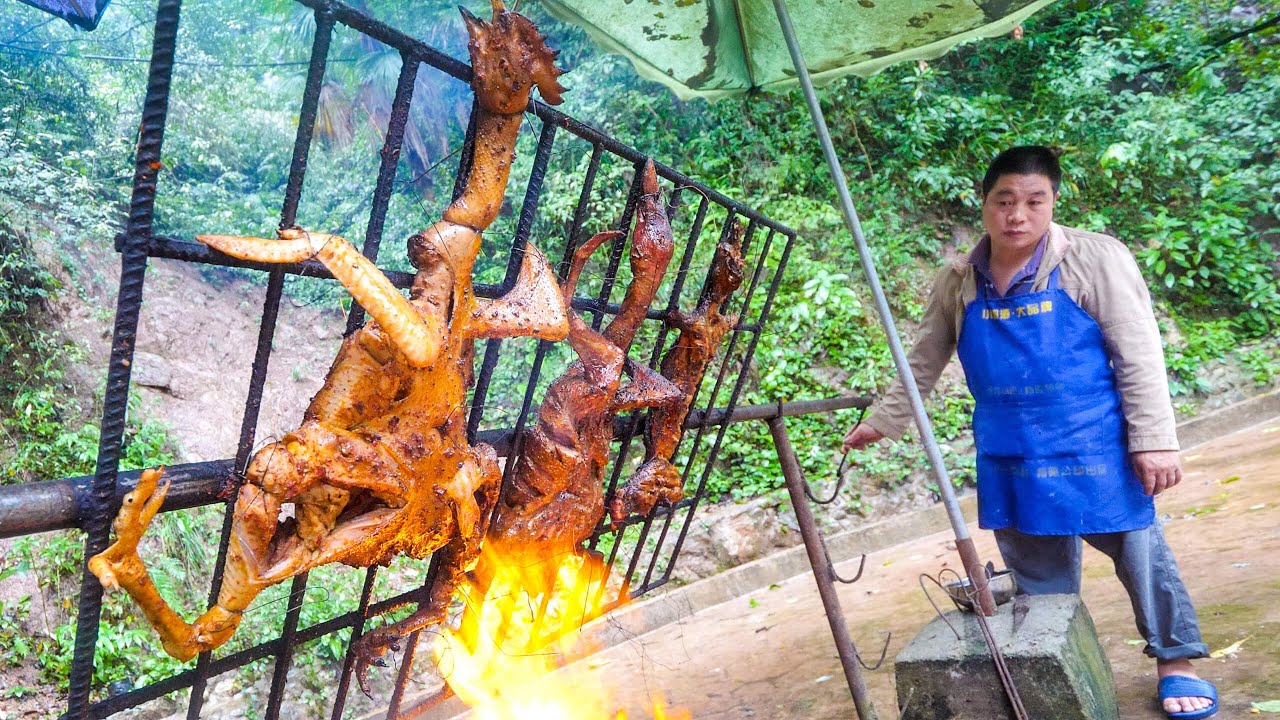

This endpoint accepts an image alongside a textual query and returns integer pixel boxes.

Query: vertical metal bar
[385,629,422,718]
[500,118,558,289]
[467,340,503,443]
[590,160,646,330]
[388,550,446,716]
[769,416,879,720]
[567,144,605,259]
[279,9,335,229]
[620,514,656,594]
[330,568,379,720]
[771,0,993,614]
[187,11,337,718]
[66,0,183,716]
[451,100,478,204]
[346,51,422,335]
[264,573,311,716]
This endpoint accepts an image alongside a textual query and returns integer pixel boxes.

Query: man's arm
[857,265,963,443]
[1076,237,1182,494]
[1079,239,1180,451]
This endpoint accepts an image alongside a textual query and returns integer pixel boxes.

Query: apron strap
[1046,266,1061,291]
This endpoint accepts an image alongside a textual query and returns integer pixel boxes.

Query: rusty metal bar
[330,567,379,718]
[768,416,879,720]
[65,0,183,714]
[2,397,871,541]
[345,49,421,334]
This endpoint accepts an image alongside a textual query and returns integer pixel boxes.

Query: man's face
[981,173,1058,255]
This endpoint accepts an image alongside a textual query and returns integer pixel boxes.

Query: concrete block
[894,594,1118,720]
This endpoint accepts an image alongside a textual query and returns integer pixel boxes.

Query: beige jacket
[864,222,1179,453]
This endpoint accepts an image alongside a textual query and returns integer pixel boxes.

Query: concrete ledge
[1177,389,1280,450]
[589,493,978,650]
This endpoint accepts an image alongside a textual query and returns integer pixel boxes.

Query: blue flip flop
[1158,675,1219,720]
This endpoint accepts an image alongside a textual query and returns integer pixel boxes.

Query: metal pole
[0,397,874,540]
[771,0,995,616]
[768,416,878,720]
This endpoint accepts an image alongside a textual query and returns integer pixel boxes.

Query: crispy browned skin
[485,161,683,568]
[610,220,745,520]
[87,0,574,695]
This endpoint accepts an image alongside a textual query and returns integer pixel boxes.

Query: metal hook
[854,630,892,671]
[829,552,866,585]
[802,405,867,505]
[917,571,964,640]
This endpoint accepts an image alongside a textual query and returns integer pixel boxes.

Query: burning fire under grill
[435,546,691,719]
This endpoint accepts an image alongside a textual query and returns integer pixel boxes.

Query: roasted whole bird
[88,0,583,694]
[610,220,745,520]
[484,160,684,569]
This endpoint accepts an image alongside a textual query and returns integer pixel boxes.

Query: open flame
[433,545,690,720]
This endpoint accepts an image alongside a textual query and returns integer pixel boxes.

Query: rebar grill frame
[20,1,801,717]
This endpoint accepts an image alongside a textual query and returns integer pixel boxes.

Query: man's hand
[1131,450,1183,496]
[842,424,885,453]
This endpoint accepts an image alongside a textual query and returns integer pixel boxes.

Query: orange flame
[433,545,689,719]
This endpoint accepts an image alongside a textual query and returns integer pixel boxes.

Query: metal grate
[16,0,800,717]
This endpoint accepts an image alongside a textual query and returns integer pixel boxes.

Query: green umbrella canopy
[540,0,1057,99]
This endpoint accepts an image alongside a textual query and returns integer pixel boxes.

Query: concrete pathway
[413,410,1280,720]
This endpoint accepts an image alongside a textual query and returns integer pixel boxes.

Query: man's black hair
[982,146,1062,196]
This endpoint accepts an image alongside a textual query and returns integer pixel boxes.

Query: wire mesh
[29,1,802,718]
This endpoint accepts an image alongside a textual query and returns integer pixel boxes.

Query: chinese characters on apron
[956,267,1154,535]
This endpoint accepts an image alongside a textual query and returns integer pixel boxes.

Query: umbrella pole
[770,0,996,618]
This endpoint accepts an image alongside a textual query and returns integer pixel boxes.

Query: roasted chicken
[88,0,580,695]
[610,220,745,520]
[484,160,684,568]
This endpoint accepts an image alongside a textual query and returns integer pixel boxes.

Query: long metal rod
[771,0,995,616]
[65,0,183,714]
[2,397,871,540]
[768,416,878,720]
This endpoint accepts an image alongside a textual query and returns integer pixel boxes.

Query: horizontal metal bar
[3,397,870,540]
[0,478,78,538]
[71,580,433,720]
[1,460,234,540]
[685,395,871,426]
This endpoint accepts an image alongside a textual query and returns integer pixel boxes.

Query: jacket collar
[1033,222,1073,287]
[949,222,1072,284]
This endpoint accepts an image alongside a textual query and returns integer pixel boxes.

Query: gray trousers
[994,522,1209,661]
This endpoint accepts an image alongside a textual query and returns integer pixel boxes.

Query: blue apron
[956,268,1154,535]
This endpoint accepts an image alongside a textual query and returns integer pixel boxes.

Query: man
[843,146,1217,719]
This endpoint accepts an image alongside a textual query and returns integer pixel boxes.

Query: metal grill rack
[0,1,812,718]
